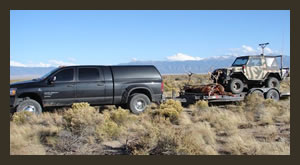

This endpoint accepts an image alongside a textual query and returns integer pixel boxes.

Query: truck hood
[10,79,42,88]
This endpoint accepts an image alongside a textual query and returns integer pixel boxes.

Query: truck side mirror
[48,76,56,84]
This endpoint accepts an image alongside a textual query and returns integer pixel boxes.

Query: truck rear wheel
[265,89,280,101]
[229,78,244,94]
[128,93,150,114]
[266,77,280,89]
[16,98,42,115]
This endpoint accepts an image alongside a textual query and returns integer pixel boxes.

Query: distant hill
[10,55,290,79]
[10,67,56,79]
[120,55,290,74]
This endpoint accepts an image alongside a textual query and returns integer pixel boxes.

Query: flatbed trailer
[163,87,290,105]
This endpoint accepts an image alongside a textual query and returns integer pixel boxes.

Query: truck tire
[265,89,280,101]
[229,78,244,94]
[266,77,280,89]
[128,93,150,114]
[16,98,42,115]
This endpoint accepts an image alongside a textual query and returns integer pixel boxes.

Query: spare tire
[229,78,244,94]
[265,89,280,101]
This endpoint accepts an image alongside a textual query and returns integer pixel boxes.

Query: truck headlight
[10,88,17,96]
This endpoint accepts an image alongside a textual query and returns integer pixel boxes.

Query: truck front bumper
[10,96,22,108]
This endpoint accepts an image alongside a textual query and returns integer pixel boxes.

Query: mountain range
[10,55,290,79]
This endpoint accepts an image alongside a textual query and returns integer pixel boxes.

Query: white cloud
[167,53,204,61]
[227,45,278,56]
[48,60,75,66]
[131,58,137,62]
[10,60,76,67]
[241,45,256,53]
[10,61,27,67]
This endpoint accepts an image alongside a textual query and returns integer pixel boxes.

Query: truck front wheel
[16,98,42,115]
[128,93,150,114]
[229,78,244,94]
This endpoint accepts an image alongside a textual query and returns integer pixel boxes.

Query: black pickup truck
[10,65,163,114]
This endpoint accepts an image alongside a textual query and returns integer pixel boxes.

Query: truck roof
[58,65,156,68]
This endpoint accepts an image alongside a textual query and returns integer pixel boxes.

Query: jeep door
[75,67,105,104]
[43,68,76,106]
[244,57,264,80]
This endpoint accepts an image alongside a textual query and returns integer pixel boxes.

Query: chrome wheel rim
[23,105,36,113]
[135,99,146,112]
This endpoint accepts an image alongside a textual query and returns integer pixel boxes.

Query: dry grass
[10,74,290,155]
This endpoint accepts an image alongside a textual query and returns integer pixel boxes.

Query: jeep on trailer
[211,43,289,94]
[10,65,163,114]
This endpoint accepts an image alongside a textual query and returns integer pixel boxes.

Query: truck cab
[10,65,163,114]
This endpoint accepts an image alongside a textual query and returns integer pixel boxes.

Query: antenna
[258,43,269,56]
[281,29,284,56]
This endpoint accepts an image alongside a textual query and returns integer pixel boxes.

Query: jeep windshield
[232,57,249,66]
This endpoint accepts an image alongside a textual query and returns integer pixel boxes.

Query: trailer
[163,86,290,106]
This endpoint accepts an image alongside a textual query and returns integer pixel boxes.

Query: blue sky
[10,10,290,67]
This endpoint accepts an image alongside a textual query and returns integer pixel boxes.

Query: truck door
[43,68,76,106]
[75,67,105,105]
[244,57,264,80]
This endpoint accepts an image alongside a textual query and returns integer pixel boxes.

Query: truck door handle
[67,84,74,87]
[97,83,104,86]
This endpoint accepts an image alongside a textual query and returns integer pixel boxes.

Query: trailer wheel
[128,93,150,114]
[229,78,244,94]
[265,89,280,101]
[251,90,264,98]
[16,98,42,115]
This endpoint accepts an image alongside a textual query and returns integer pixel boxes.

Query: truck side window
[55,68,74,82]
[78,68,100,81]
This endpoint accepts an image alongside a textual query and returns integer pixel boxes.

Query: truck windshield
[37,68,59,80]
[232,57,249,66]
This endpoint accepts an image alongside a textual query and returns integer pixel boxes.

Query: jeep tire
[16,98,42,115]
[266,77,280,89]
[229,78,244,94]
[128,93,151,114]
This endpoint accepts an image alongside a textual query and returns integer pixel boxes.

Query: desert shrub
[195,100,209,110]
[96,119,122,141]
[224,134,260,155]
[243,94,290,125]
[191,107,246,135]
[109,108,137,126]
[151,100,183,124]
[280,79,290,93]
[63,103,104,133]
[256,142,290,155]
[175,122,217,155]
[10,123,46,155]
[12,111,34,125]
